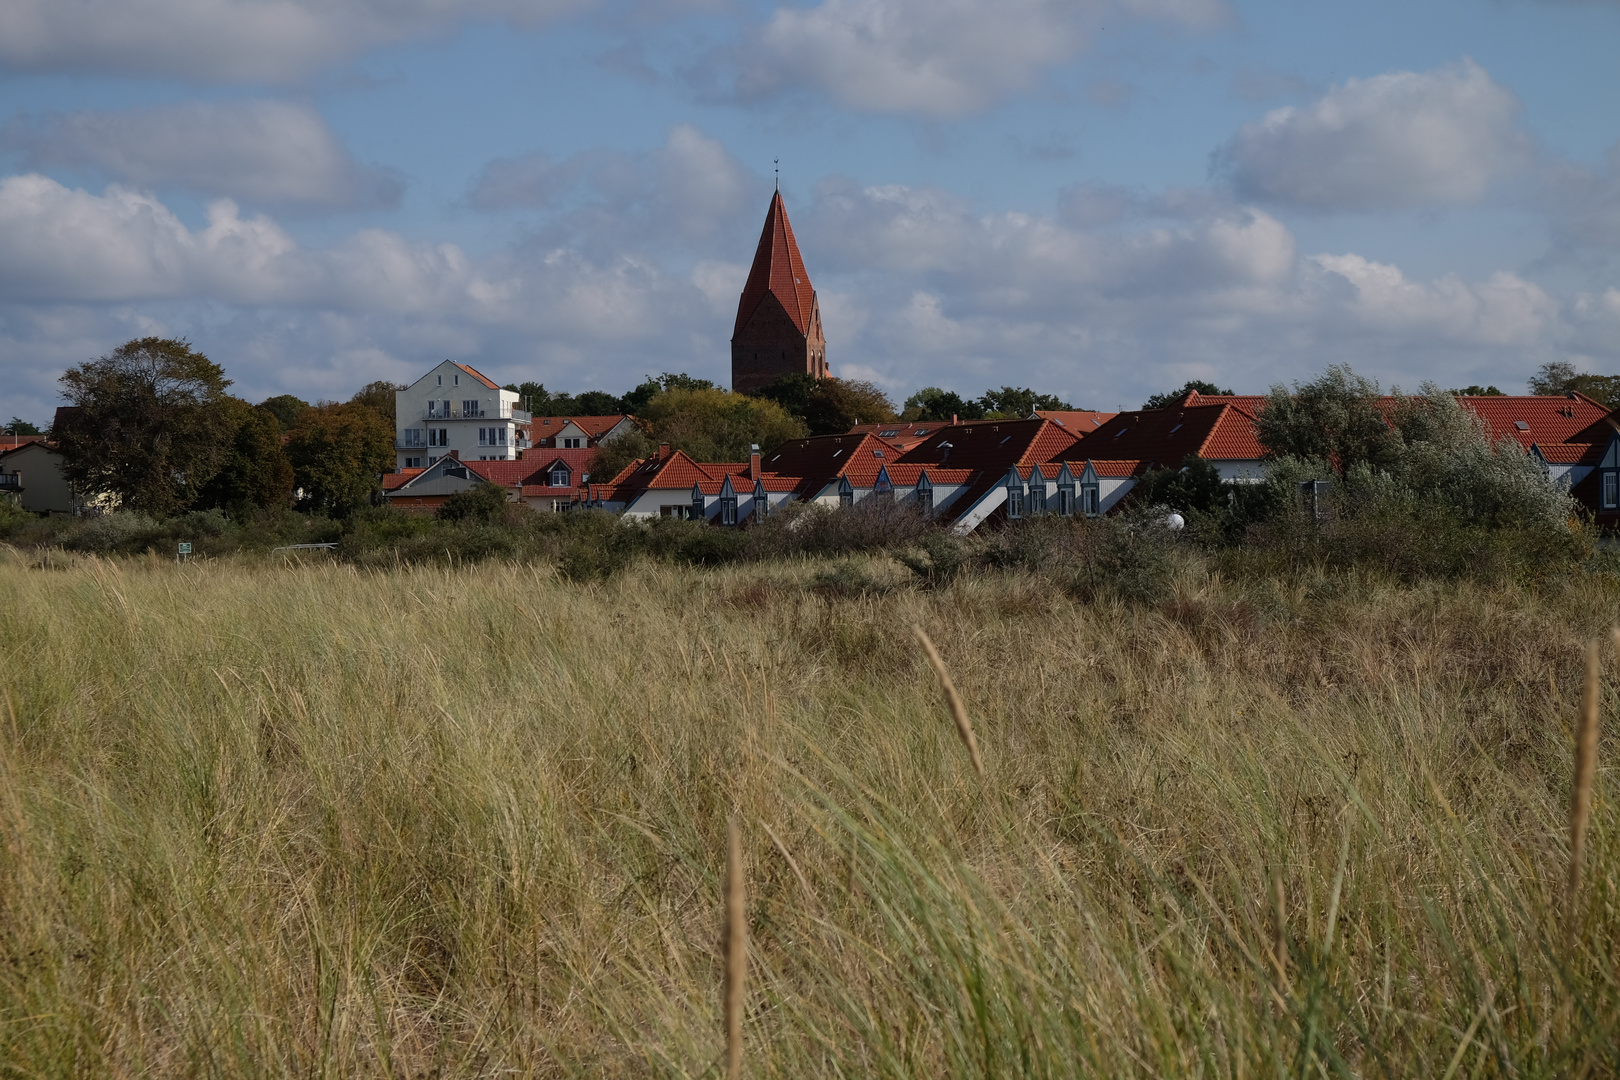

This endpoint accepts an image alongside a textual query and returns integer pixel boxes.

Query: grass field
[1,548,1616,1076]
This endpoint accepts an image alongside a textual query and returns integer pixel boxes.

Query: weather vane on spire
[774,159,779,191]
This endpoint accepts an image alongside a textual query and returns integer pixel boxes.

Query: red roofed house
[530,414,642,450]
[731,192,827,394]
[393,360,532,471]
[383,448,601,513]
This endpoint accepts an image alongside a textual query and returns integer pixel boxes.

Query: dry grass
[0,548,1616,1076]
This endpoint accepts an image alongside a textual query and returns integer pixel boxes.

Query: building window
[563,437,582,449]
[720,493,738,526]
[550,466,571,487]
[1028,477,1047,514]
[660,505,695,519]
[478,428,488,446]
[692,486,706,520]
[754,480,768,518]
[405,457,422,469]
[463,399,480,417]
[839,477,854,508]
[453,374,459,386]
[1006,485,1023,520]
[1081,485,1100,517]
[1605,471,1618,510]
[1056,482,1075,516]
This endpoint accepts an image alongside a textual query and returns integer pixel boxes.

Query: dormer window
[838,476,854,508]
[550,465,571,487]
[1027,466,1047,514]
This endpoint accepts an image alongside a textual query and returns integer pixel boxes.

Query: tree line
[41,337,1091,520]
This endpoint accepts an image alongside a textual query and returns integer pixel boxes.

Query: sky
[3,0,1619,425]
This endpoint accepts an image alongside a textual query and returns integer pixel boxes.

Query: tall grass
[0,549,1615,1076]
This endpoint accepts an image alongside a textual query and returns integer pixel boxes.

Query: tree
[902,387,985,422]
[1255,365,1402,474]
[349,380,402,423]
[1130,456,1228,514]
[284,403,395,515]
[637,388,807,462]
[977,386,1073,417]
[1527,361,1620,408]
[437,481,512,523]
[589,429,660,485]
[4,418,41,435]
[755,374,898,435]
[1449,385,1504,396]
[258,394,310,432]
[54,337,234,517]
[1142,380,1233,410]
[195,398,294,515]
[504,381,551,415]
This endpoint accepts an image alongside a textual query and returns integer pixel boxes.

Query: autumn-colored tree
[637,388,807,462]
[257,394,311,432]
[54,337,234,516]
[755,375,898,435]
[284,403,395,515]
[349,380,403,424]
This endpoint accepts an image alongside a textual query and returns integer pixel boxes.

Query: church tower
[731,191,826,395]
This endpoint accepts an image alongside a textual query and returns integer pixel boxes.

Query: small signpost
[177,541,192,564]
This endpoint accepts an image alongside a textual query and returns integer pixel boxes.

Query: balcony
[0,473,19,489]
[417,408,532,422]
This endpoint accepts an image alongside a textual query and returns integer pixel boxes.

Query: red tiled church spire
[731,192,826,394]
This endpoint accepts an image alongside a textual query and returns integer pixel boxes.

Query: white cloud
[1,101,401,209]
[738,0,1228,116]
[470,124,761,249]
[2,151,1613,424]
[0,0,593,82]
[1220,59,1533,211]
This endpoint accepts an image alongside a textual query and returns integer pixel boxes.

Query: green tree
[284,403,395,515]
[902,387,985,423]
[588,429,659,485]
[1449,385,1504,396]
[638,388,807,462]
[1527,361,1620,407]
[1256,365,1402,474]
[1130,456,1229,514]
[4,418,41,435]
[1141,380,1234,410]
[756,374,898,435]
[257,394,310,432]
[977,386,1073,417]
[196,398,295,515]
[437,481,512,523]
[54,337,235,516]
[349,380,402,423]
[504,382,551,414]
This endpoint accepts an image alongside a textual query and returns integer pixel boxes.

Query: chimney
[749,443,761,481]
[448,449,460,460]
[951,414,958,425]
[659,443,671,459]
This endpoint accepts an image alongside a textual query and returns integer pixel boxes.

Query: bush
[437,482,518,524]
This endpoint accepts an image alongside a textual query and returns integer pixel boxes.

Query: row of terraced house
[380,365,1620,533]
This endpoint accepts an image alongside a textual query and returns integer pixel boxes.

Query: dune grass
[1,549,1616,1076]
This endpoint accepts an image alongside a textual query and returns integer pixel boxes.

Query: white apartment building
[394,361,532,470]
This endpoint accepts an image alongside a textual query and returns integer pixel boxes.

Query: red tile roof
[1176,391,1271,413]
[1056,404,1262,467]
[382,468,425,491]
[1067,459,1152,478]
[896,418,1081,515]
[1532,442,1602,465]
[530,414,641,444]
[844,422,938,451]
[0,434,49,453]
[735,191,816,336]
[1033,410,1116,433]
[454,362,501,390]
[1458,394,1610,450]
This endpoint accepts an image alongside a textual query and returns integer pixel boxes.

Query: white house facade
[394,361,531,470]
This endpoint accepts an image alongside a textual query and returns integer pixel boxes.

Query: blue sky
[3,0,1618,424]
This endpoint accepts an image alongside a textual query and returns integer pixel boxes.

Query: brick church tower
[731,191,827,394]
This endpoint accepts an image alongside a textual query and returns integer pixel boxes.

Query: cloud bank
[1220,60,1532,211]
[2,101,402,210]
